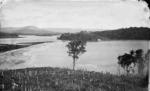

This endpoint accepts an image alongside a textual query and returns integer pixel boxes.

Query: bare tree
[66,39,86,70]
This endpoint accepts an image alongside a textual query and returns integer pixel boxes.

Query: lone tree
[66,39,86,70]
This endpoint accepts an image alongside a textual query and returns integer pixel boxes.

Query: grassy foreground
[0,67,148,91]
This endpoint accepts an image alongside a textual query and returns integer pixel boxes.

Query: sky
[0,0,150,30]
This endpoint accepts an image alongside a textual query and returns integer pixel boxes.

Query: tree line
[58,27,150,41]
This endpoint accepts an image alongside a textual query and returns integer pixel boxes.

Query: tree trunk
[73,58,76,70]
[126,66,130,75]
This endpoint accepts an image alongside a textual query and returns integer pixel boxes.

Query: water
[0,35,58,44]
[0,35,149,74]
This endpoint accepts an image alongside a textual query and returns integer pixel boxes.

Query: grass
[0,67,148,91]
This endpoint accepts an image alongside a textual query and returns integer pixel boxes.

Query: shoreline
[0,47,31,69]
[0,41,53,69]
[0,41,52,54]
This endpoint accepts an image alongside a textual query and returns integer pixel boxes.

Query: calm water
[0,35,149,74]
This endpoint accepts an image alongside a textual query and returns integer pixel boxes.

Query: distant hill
[1,26,150,40]
[0,26,62,36]
[58,27,150,41]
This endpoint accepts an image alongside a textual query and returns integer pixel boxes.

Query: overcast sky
[0,0,150,30]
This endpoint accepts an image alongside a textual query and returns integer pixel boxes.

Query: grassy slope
[0,67,148,91]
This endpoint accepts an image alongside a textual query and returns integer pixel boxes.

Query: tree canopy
[66,39,86,70]
[118,49,147,75]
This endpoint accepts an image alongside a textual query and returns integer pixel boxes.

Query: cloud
[1,0,150,30]
[1,0,140,3]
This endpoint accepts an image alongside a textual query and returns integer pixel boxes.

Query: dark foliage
[58,27,150,41]
[92,27,150,40]
[117,49,148,77]
[58,31,102,41]
[117,49,143,74]
[118,52,135,69]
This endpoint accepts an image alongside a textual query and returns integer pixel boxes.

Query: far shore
[0,41,52,54]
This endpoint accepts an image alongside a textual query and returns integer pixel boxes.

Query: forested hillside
[58,27,150,41]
